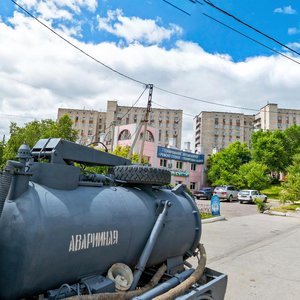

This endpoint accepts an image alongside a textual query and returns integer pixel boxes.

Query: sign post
[211,195,220,216]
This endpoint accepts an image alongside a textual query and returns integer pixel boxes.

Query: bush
[280,154,300,203]
[254,198,268,213]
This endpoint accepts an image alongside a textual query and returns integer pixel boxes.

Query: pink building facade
[113,124,204,192]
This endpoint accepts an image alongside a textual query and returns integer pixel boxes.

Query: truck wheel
[112,165,171,186]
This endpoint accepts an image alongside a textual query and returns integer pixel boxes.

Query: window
[176,181,182,185]
[215,118,219,125]
[190,182,196,190]
[191,163,197,171]
[118,130,131,140]
[160,159,167,167]
[140,130,154,142]
[176,161,183,169]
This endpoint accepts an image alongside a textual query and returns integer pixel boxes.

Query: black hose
[0,170,13,218]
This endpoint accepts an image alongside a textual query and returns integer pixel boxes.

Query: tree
[280,154,300,203]
[251,130,290,173]
[238,161,270,190]
[0,140,4,168]
[113,145,148,164]
[2,115,78,164]
[208,141,251,186]
[284,125,300,157]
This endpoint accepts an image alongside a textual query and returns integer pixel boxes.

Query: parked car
[238,190,267,204]
[193,187,214,200]
[213,185,239,201]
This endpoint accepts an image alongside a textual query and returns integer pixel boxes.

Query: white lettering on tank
[75,234,82,251]
[68,230,119,252]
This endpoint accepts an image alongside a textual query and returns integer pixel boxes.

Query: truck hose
[65,264,167,300]
[0,170,13,218]
[153,244,207,300]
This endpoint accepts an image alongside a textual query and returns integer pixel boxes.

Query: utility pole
[127,84,153,163]
[138,84,153,164]
[110,121,116,152]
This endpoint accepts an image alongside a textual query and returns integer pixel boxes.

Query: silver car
[213,185,239,202]
[238,190,267,204]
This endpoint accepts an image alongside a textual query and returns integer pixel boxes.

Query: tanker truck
[0,138,227,300]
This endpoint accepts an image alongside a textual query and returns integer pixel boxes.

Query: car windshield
[240,190,250,195]
[215,186,225,191]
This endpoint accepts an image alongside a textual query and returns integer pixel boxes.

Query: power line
[202,0,300,57]
[203,13,300,66]
[10,0,300,115]
[163,1,300,66]
[10,0,147,87]
[152,100,194,117]
[105,85,149,133]
[154,86,259,112]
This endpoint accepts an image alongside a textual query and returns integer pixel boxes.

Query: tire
[228,195,233,202]
[240,201,243,204]
[112,165,171,186]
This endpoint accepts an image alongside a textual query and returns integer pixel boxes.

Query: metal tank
[0,139,203,300]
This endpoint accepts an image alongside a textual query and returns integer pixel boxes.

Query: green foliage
[238,161,270,190]
[280,154,300,203]
[284,125,300,156]
[113,145,148,164]
[84,145,148,175]
[261,184,282,200]
[271,203,300,213]
[0,140,4,167]
[251,130,290,173]
[254,198,268,213]
[208,141,251,186]
[2,115,78,165]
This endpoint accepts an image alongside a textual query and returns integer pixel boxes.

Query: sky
[1,0,300,147]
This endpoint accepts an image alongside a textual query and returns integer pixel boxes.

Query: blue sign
[157,146,204,164]
[211,195,220,216]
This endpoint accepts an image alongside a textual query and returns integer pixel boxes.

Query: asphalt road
[196,199,258,219]
[190,212,300,300]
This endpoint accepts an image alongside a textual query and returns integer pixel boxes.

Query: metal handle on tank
[130,200,172,290]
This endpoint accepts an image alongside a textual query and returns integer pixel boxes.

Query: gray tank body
[0,178,200,299]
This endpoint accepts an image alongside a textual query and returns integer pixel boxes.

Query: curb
[263,210,292,217]
[202,216,226,224]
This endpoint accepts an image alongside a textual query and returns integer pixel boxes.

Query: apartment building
[106,101,182,149]
[194,111,255,156]
[254,103,300,131]
[57,101,183,149]
[57,108,107,145]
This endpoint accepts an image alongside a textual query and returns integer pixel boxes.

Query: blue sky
[1,1,300,144]
[2,0,300,61]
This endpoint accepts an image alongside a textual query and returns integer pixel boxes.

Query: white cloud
[18,0,97,15]
[288,27,300,35]
[1,12,300,145]
[274,5,297,15]
[15,0,98,36]
[287,42,300,49]
[97,9,183,44]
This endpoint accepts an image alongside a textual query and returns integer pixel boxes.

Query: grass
[271,203,300,213]
[200,212,214,219]
[261,184,283,200]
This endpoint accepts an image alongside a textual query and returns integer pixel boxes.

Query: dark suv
[193,187,214,200]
